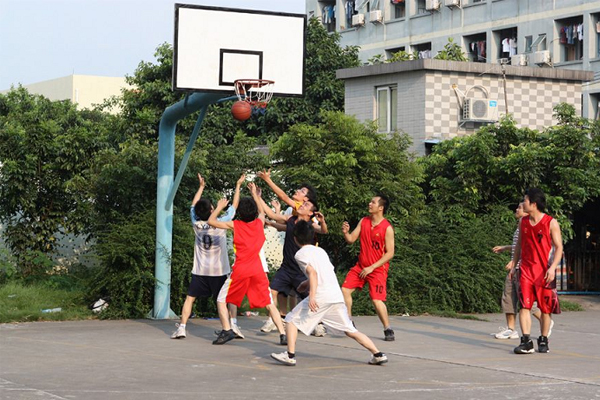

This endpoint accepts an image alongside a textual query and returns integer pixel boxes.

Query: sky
[0,0,305,90]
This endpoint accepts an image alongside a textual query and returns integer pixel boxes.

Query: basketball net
[234,79,275,116]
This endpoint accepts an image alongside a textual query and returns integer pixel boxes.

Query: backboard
[173,4,306,97]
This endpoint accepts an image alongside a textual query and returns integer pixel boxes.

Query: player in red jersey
[208,182,287,346]
[510,188,563,354]
[342,194,395,341]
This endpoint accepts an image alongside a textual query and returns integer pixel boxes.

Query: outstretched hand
[257,168,271,181]
[236,174,246,187]
[198,173,205,188]
[342,221,350,234]
[216,198,229,210]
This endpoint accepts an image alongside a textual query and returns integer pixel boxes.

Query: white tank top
[192,221,230,276]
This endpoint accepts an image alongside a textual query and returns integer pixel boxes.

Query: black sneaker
[384,328,395,342]
[513,336,534,354]
[537,336,550,353]
[280,334,288,346]
[212,329,235,345]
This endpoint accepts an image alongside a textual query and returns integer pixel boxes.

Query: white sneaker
[311,323,327,337]
[231,320,245,339]
[368,353,388,365]
[271,352,296,366]
[170,323,186,339]
[260,318,277,333]
[548,319,554,338]
[494,327,519,339]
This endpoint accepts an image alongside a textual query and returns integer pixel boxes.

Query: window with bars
[376,86,398,133]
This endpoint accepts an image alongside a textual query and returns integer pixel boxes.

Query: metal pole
[152,92,226,319]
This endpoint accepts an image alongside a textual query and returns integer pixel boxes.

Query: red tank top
[232,219,265,278]
[520,214,554,284]
[358,217,392,270]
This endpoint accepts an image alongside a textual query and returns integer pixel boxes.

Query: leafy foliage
[434,37,468,61]
[267,111,424,268]
[420,104,600,239]
[0,88,108,274]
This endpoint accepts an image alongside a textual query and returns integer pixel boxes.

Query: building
[1,75,130,113]
[306,0,600,120]
[338,59,593,155]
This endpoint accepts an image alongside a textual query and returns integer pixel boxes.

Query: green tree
[420,103,600,238]
[0,88,109,276]
[266,111,424,268]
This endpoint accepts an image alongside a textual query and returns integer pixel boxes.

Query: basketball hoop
[234,79,275,116]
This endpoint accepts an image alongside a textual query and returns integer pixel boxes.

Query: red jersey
[519,214,554,285]
[232,219,265,278]
[358,217,392,271]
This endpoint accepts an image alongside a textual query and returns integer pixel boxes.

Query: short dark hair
[194,199,212,221]
[294,219,314,246]
[300,183,317,202]
[376,193,390,214]
[525,188,546,212]
[237,197,258,222]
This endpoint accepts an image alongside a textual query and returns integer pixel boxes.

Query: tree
[420,103,600,239]
[0,88,109,275]
[434,37,468,61]
[266,111,424,268]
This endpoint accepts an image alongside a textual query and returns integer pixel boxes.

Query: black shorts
[187,274,227,300]
[270,268,308,298]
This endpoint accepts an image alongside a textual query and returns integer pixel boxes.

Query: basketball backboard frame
[173,4,306,98]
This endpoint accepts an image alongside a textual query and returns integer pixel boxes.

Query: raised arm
[231,173,246,210]
[248,182,266,225]
[191,173,205,206]
[257,168,295,208]
[257,194,289,224]
[207,198,234,230]
[313,211,328,234]
[342,219,362,244]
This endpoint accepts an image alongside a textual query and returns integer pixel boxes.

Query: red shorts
[342,264,388,301]
[519,275,558,314]
[217,272,273,309]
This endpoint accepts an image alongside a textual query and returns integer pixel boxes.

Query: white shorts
[284,300,357,336]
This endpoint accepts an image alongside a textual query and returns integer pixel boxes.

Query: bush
[347,205,515,315]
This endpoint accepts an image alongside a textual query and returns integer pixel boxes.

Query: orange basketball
[231,100,252,121]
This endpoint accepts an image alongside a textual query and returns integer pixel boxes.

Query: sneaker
[170,323,186,339]
[271,352,296,366]
[384,328,395,342]
[537,336,550,353]
[494,327,519,340]
[231,320,245,339]
[279,334,288,346]
[260,318,277,333]
[547,320,554,338]
[311,323,327,337]
[513,337,535,354]
[212,329,235,345]
[368,353,388,365]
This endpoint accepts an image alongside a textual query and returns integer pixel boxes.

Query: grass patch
[558,299,585,312]
[0,281,94,323]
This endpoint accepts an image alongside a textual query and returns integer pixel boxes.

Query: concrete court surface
[1,307,599,400]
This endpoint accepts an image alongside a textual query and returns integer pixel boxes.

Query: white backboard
[173,4,306,97]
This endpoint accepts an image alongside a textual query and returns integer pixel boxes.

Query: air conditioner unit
[533,50,551,65]
[444,0,460,6]
[463,98,499,121]
[369,10,383,23]
[426,0,441,10]
[511,54,527,66]
[352,13,365,26]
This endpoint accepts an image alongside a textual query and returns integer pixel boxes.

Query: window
[464,33,486,62]
[393,1,406,19]
[493,27,518,60]
[413,42,432,59]
[376,86,397,133]
[525,36,533,53]
[556,16,583,62]
[592,13,600,59]
[416,0,427,14]
[320,0,336,32]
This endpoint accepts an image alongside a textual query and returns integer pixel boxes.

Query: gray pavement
[1,307,600,400]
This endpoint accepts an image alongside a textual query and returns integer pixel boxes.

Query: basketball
[231,101,252,121]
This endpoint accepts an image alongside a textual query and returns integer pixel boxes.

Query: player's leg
[248,272,287,344]
[368,270,394,341]
[171,295,196,339]
[495,273,519,339]
[514,277,535,354]
[341,265,364,317]
[213,277,244,345]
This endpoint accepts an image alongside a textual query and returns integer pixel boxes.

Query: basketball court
[1,307,599,400]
